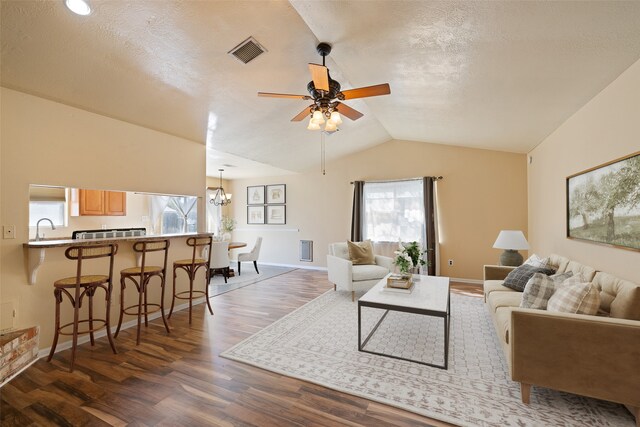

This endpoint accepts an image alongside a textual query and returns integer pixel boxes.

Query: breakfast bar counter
[24,232,213,285]
[24,232,213,249]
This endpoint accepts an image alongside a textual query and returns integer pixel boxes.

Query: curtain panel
[350,181,364,241]
[423,177,437,276]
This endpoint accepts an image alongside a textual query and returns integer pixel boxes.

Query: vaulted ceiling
[3,1,640,178]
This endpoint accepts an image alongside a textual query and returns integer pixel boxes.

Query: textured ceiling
[2,1,640,178]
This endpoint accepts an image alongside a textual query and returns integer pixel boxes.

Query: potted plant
[394,241,428,276]
[220,216,236,241]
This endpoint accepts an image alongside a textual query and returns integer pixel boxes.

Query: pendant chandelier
[210,169,231,206]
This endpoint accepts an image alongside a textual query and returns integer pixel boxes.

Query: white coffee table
[358,274,451,369]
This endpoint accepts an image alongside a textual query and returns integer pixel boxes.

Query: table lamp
[493,230,529,266]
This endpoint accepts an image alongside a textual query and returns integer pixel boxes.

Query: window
[161,196,198,234]
[362,179,425,246]
[29,186,67,227]
[29,201,66,227]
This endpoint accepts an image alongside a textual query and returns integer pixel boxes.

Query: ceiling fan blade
[335,102,363,121]
[308,63,329,92]
[258,92,311,100]
[341,83,391,100]
[291,106,312,122]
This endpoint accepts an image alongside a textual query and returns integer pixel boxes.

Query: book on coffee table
[387,274,412,289]
[382,282,414,293]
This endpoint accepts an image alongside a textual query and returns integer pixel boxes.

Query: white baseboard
[37,300,203,359]
[257,261,327,272]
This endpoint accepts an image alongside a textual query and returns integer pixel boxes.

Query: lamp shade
[307,118,320,130]
[330,111,342,125]
[311,110,325,124]
[493,230,529,250]
[324,120,337,132]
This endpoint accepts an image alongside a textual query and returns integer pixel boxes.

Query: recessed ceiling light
[65,0,91,16]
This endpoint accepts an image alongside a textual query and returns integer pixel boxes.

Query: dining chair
[237,236,262,276]
[209,241,230,283]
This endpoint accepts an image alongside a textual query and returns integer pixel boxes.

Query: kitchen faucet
[35,218,56,241]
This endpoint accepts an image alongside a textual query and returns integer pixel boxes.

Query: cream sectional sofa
[483,254,640,425]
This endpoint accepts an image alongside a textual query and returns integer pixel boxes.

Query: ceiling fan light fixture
[324,121,337,132]
[258,42,390,141]
[307,118,321,130]
[330,111,342,125]
[311,110,325,125]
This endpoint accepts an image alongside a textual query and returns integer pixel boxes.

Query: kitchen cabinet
[104,190,126,215]
[70,189,126,216]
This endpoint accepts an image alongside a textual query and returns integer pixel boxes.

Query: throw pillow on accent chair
[347,240,375,265]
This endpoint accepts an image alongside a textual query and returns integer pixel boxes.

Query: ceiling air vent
[228,37,266,64]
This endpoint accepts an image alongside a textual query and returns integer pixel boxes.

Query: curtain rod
[350,176,443,184]
[134,191,201,198]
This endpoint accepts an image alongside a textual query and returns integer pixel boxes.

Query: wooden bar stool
[47,243,118,372]
[114,239,170,345]
[168,236,213,324]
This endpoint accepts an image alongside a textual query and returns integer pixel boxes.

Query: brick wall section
[0,326,40,384]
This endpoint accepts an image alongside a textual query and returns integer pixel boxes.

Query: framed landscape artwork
[247,206,265,224]
[247,186,265,205]
[567,151,640,251]
[266,184,286,204]
[267,205,286,224]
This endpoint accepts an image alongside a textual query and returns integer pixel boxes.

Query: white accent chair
[327,242,394,301]
[209,241,230,283]
[237,237,262,276]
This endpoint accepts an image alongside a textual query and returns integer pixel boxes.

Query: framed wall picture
[266,184,286,204]
[566,151,640,251]
[247,186,265,205]
[266,205,286,224]
[247,206,265,224]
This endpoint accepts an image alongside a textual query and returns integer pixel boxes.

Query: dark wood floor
[1,270,482,427]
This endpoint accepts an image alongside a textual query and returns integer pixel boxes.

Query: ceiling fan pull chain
[321,132,326,176]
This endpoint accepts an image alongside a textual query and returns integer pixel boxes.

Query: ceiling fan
[258,42,391,132]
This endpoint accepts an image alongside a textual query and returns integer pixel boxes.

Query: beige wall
[1,88,206,343]
[528,58,640,283]
[229,140,528,281]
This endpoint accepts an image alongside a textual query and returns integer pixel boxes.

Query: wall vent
[300,240,313,262]
[228,37,266,64]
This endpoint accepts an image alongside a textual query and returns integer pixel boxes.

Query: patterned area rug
[221,289,634,426]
